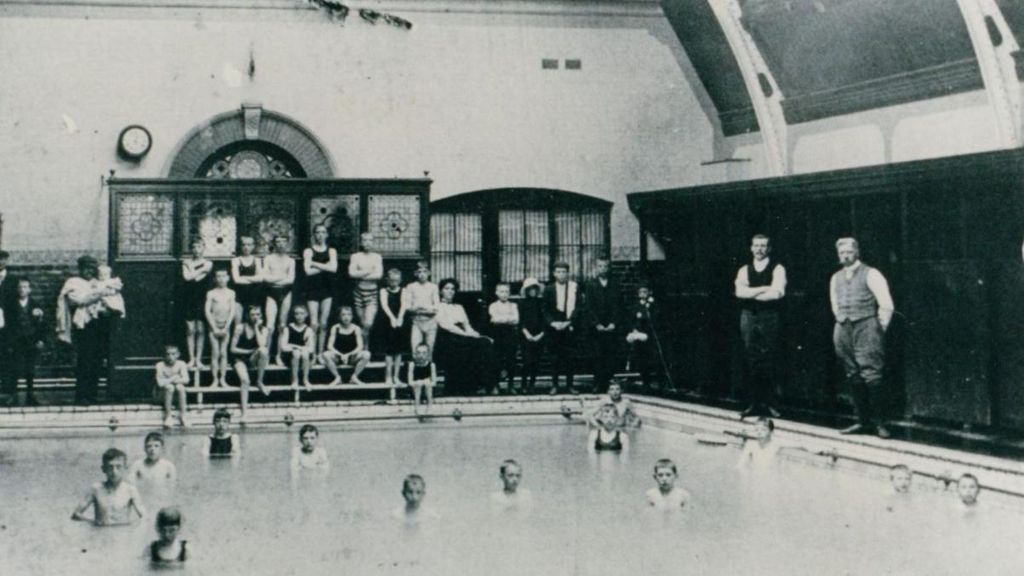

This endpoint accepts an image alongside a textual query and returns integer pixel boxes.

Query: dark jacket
[519,297,546,337]
[542,281,580,326]
[583,277,622,329]
[628,297,656,335]
[4,296,45,346]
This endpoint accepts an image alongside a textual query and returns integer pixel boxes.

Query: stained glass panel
[244,196,298,255]
[368,195,421,256]
[310,195,361,255]
[182,197,238,258]
[117,194,174,257]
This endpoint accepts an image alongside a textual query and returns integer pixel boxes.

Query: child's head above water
[402,474,426,508]
[890,464,912,494]
[155,507,182,543]
[299,424,319,452]
[101,448,128,482]
[596,403,621,430]
[499,459,522,493]
[607,380,624,401]
[212,408,232,434]
[957,473,980,506]
[144,432,165,461]
[753,417,774,441]
[653,458,678,492]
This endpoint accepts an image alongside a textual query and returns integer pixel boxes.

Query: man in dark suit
[543,261,580,395]
[3,277,45,406]
[583,257,622,393]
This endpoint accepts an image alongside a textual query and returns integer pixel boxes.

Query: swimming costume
[234,257,263,307]
[150,540,188,563]
[331,328,359,355]
[594,429,623,452]
[208,435,233,457]
[304,247,334,302]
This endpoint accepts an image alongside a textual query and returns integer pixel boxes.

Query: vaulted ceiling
[662,0,1024,136]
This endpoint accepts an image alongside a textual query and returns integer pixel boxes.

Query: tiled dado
[5,249,107,266]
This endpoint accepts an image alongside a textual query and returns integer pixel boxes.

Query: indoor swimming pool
[1,417,1021,575]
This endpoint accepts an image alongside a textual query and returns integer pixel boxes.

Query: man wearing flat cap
[57,255,116,405]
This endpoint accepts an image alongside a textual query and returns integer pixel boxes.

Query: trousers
[833,316,889,424]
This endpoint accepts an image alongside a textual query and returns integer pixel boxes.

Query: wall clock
[117,125,152,161]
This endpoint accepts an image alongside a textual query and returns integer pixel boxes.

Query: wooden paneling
[108,263,178,400]
[629,148,1024,429]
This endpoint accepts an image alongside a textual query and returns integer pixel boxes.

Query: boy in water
[154,344,190,428]
[646,458,690,510]
[130,431,177,484]
[393,474,440,525]
[203,408,240,457]
[957,473,980,509]
[71,448,146,526]
[588,403,629,452]
[290,424,330,471]
[407,342,436,417]
[737,417,778,468]
[205,269,236,387]
[491,459,533,513]
[149,507,188,564]
[890,464,912,495]
[588,380,640,429]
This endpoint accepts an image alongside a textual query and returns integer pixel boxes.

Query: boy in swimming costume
[205,269,236,387]
[737,417,779,468]
[588,380,640,429]
[149,507,188,564]
[264,235,296,366]
[348,232,384,346]
[290,423,330,471]
[203,408,240,457]
[281,304,315,390]
[407,342,436,416]
[491,459,533,513]
[588,403,629,452]
[130,431,177,484]
[71,448,146,526]
[324,306,370,386]
[154,344,190,429]
[646,458,690,510]
[393,473,440,525]
[403,261,440,356]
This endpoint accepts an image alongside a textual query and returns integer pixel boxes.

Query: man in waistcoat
[830,237,895,438]
[734,234,786,419]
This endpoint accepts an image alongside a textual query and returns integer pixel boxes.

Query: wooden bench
[184,361,403,406]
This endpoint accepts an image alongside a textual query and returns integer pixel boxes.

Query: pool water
[1,420,1021,575]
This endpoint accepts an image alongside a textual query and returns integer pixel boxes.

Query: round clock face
[119,125,151,158]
